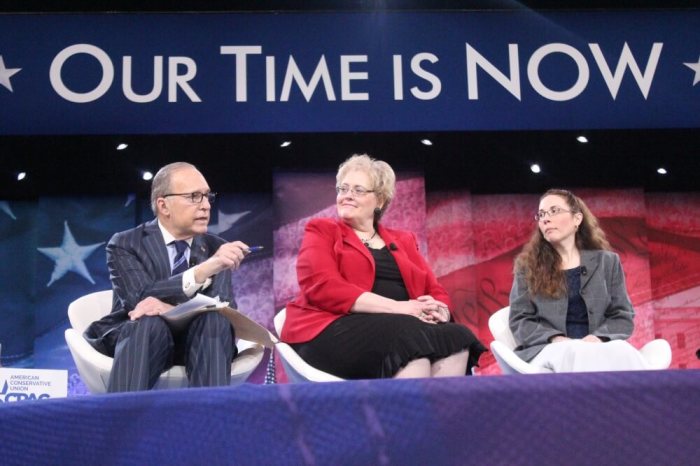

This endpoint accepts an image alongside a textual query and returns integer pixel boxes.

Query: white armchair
[271,308,343,383]
[64,290,264,393]
[488,306,672,374]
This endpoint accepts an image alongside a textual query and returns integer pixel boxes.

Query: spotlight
[420,139,433,146]
[116,143,128,150]
[17,172,27,181]
[530,164,541,174]
[576,136,588,143]
[280,141,292,148]
[142,171,154,181]
[657,167,667,175]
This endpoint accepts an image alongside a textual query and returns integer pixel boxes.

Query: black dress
[292,246,485,379]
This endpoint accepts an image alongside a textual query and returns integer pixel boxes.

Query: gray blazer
[84,219,235,356]
[509,249,635,362]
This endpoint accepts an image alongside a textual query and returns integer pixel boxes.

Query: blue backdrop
[0,194,273,392]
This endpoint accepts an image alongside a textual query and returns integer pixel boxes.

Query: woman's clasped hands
[402,295,450,323]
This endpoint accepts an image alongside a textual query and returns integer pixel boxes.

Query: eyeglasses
[535,205,573,221]
[336,185,375,197]
[163,192,217,204]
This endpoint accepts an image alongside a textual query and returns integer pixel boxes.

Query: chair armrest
[490,341,551,375]
[232,340,265,377]
[64,329,114,393]
[275,342,343,382]
[64,329,114,372]
[639,339,672,370]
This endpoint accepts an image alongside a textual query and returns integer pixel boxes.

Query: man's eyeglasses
[535,205,572,221]
[336,185,375,197]
[163,192,217,204]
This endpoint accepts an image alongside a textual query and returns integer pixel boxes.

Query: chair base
[274,343,343,383]
[66,328,264,393]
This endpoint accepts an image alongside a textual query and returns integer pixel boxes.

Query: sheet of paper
[218,307,277,349]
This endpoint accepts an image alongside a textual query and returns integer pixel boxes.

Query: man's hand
[212,241,249,271]
[194,241,249,282]
[128,297,174,320]
[582,334,603,343]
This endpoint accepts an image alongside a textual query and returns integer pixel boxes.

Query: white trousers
[530,339,650,373]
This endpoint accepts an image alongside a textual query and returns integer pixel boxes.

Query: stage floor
[1,370,699,465]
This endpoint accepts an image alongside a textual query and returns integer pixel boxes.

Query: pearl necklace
[358,230,377,247]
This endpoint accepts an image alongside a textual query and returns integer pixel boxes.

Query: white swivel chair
[64,290,265,393]
[488,306,673,375]
[271,308,343,383]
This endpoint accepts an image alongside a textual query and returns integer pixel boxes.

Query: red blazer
[281,218,451,344]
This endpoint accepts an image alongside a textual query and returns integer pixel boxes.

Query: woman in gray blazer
[509,189,649,372]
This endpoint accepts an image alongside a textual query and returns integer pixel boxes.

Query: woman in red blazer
[282,154,485,379]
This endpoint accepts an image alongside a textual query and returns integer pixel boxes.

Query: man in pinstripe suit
[85,162,252,392]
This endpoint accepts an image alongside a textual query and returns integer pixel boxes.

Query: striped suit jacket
[84,219,234,356]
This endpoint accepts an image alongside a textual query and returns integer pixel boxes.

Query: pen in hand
[244,245,265,255]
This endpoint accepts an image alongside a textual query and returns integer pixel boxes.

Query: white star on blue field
[208,209,250,235]
[37,221,104,287]
[683,56,700,86]
[0,201,17,220]
[0,55,21,92]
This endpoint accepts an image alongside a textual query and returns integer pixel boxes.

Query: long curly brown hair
[514,189,611,298]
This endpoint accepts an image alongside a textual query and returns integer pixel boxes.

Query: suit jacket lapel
[190,235,210,265]
[580,250,600,290]
[339,220,374,266]
[143,220,171,279]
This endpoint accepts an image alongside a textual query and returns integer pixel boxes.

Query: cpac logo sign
[0,380,51,403]
[0,369,67,403]
[46,42,666,104]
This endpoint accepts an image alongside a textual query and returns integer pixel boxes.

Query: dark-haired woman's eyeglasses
[535,206,572,221]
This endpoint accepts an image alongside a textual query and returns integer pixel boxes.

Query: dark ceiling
[2,129,698,198]
[2,1,699,198]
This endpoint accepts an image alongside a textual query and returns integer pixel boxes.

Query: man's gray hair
[150,162,197,215]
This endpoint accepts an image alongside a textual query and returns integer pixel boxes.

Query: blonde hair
[514,189,611,298]
[336,154,396,219]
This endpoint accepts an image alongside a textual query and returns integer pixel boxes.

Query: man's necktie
[171,240,190,276]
